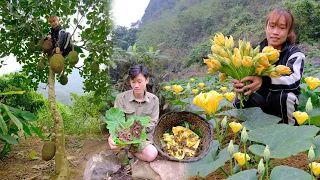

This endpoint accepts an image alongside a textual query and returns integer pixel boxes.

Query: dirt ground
[0,132,110,180]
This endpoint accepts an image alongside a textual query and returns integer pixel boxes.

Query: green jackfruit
[37,61,45,71]
[37,39,44,51]
[42,141,56,161]
[29,41,36,52]
[91,63,99,73]
[43,40,53,55]
[49,54,64,73]
[59,75,68,85]
[68,51,79,66]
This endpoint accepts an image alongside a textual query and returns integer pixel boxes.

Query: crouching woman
[108,64,159,162]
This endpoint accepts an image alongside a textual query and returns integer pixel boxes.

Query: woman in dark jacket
[233,9,305,125]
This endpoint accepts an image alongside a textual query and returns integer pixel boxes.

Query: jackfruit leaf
[74,45,83,53]
[2,104,22,130]
[312,135,320,158]
[227,169,258,180]
[30,125,44,140]
[248,124,319,158]
[270,166,311,180]
[22,124,32,136]
[7,106,37,122]
[104,107,150,146]
[185,140,239,177]
[217,107,281,130]
[29,150,37,160]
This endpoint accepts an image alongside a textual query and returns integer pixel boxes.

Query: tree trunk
[48,69,69,179]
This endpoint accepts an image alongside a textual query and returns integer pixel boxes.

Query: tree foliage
[0,73,45,113]
[285,0,320,43]
[112,26,138,51]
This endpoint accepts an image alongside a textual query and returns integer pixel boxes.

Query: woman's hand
[232,76,262,96]
[108,135,121,150]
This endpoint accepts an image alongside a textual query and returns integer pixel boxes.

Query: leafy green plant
[0,91,43,158]
[104,107,150,146]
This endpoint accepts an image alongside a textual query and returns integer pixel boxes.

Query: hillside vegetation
[134,0,320,67]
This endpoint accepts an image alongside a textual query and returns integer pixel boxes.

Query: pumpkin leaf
[185,140,239,177]
[104,107,150,146]
[248,124,319,158]
[227,169,258,180]
[270,166,311,180]
[217,107,281,130]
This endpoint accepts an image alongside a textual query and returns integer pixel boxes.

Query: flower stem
[230,156,233,175]
[244,142,249,169]
[311,163,314,180]
[213,116,221,143]
[266,160,269,180]
[219,167,229,177]
[308,117,311,126]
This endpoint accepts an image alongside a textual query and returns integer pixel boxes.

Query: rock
[150,160,185,180]
[131,160,161,180]
[83,151,121,180]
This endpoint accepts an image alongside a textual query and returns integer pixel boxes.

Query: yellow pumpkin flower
[164,86,171,91]
[255,64,265,75]
[204,58,221,74]
[213,45,228,57]
[229,122,243,133]
[192,89,199,95]
[225,35,234,49]
[293,111,309,125]
[309,162,320,176]
[232,55,242,68]
[254,53,270,67]
[233,152,250,166]
[262,46,280,64]
[305,77,320,90]
[223,57,231,64]
[211,44,219,54]
[234,47,241,59]
[220,87,227,93]
[268,71,281,78]
[242,56,253,67]
[238,39,243,49]
[193,90,224,115]
[172,85,184,94]
[219,72,227,82]
[224,92,236,102]
[244,42,251,56]
[198,83,205,88]
[213,32,225,46]
[190,78,195,82]
[275,65,291,75]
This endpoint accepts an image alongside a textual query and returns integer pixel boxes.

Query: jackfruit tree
[0,0,113,179]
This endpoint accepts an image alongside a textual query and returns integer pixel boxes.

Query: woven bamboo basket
[153,111,212,162]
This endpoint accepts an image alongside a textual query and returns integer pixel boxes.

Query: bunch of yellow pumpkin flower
[204,32,292,107]
[205,32,291,80]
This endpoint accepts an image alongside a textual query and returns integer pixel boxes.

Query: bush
[186,40,211,67]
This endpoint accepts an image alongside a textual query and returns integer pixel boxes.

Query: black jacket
[257,39,305,97]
